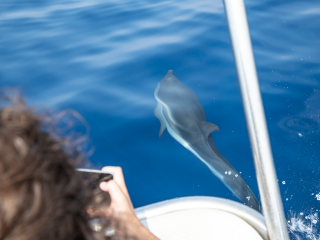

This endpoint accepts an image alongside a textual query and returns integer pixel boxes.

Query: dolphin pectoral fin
[154,102,167,139]
[200,121,220,137]
[158,122,166,139]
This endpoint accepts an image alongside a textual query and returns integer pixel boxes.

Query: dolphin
[154,70,260,211]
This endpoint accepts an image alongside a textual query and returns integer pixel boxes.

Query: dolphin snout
[167,70,173,75]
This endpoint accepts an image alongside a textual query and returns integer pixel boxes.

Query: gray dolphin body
[154,70,260,211]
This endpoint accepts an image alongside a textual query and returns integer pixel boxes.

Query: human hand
[100,166,159,240]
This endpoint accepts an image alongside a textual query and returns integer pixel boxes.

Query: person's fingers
[100,180,124,219]
[100,180,135,220]
[100,180,126,203]
[101,166,132,207]
[101,166,126,191]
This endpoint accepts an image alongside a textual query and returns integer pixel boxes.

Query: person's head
[0,95,106,240]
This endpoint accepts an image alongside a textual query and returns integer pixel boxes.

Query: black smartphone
[76,168,113,189]
[77,169,113,226]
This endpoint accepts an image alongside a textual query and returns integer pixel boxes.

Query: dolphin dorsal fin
[200,121,219,137]
[154,102,167,139]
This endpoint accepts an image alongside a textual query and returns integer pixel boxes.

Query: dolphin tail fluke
[214,167,261,212]
[205,135,261,212]
[154,102,167,139]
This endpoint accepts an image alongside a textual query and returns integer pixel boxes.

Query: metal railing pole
[222,0,289,239]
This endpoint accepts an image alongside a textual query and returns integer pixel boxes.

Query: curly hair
[0,95,109,240]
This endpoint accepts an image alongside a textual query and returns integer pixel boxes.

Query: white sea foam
[288,211,320,240]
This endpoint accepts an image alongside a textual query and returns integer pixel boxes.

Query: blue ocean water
[1,0,320,238]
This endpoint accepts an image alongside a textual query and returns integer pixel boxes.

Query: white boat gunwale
[135,196,268,240]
